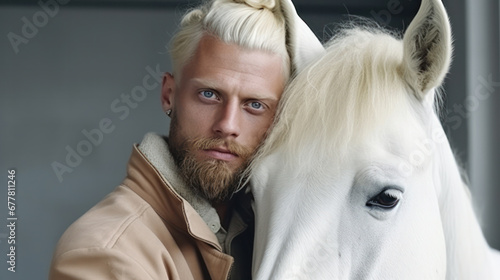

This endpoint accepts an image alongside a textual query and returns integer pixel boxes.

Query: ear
[402,0,452,97]
[279,0,325,73]
[161,72,175,113]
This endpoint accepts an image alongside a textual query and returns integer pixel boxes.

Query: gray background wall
[0,0,498,279]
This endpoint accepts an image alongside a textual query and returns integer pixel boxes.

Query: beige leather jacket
[49,145,241,280]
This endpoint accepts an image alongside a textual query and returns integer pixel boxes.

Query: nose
[212,100,241,139]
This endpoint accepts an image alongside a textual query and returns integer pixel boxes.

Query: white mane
[252,25,430,174]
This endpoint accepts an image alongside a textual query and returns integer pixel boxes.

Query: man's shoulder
[49,183,218,280]
[52,185,158,258]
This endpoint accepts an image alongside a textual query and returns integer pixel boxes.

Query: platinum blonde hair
[169,0,290,81]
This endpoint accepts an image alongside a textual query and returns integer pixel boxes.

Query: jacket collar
[137,133,222,233]
[123,142,222,251]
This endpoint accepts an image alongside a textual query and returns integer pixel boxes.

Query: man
[49,0,323,279]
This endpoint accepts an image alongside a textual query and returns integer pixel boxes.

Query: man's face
[162,35,285,203]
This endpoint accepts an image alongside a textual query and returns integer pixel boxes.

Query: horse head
[250,0,500,279]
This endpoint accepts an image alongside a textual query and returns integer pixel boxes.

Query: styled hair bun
[233,0,277,10]
[179,9,204,27]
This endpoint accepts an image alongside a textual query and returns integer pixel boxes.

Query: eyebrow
[190,78,220,91]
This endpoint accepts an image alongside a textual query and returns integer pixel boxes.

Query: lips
[202,147,238,161]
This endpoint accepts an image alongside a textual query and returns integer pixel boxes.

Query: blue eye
[250,102,263,109]
[201,90,216,99]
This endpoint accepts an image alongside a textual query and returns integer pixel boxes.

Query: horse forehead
[254,131,422,180]
[363,111,431,151]
[253,103,434,187]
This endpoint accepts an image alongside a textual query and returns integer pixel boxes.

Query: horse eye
[366,189,401,209]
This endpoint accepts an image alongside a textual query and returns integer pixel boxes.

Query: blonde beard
[169,136,252,204]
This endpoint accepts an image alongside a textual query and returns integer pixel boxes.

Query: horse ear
[280,0,325,73]
[402,0,452,97]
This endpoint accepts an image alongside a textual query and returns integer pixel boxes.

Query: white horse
[249,0,500,279]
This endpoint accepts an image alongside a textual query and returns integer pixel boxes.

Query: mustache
[188,137,253,159]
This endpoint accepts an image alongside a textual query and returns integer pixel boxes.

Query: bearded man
[49,0,323,279]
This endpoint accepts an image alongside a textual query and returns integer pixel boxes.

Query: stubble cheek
[177,106,213,140]
[254,116,275,144]
[242,130,268,159]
